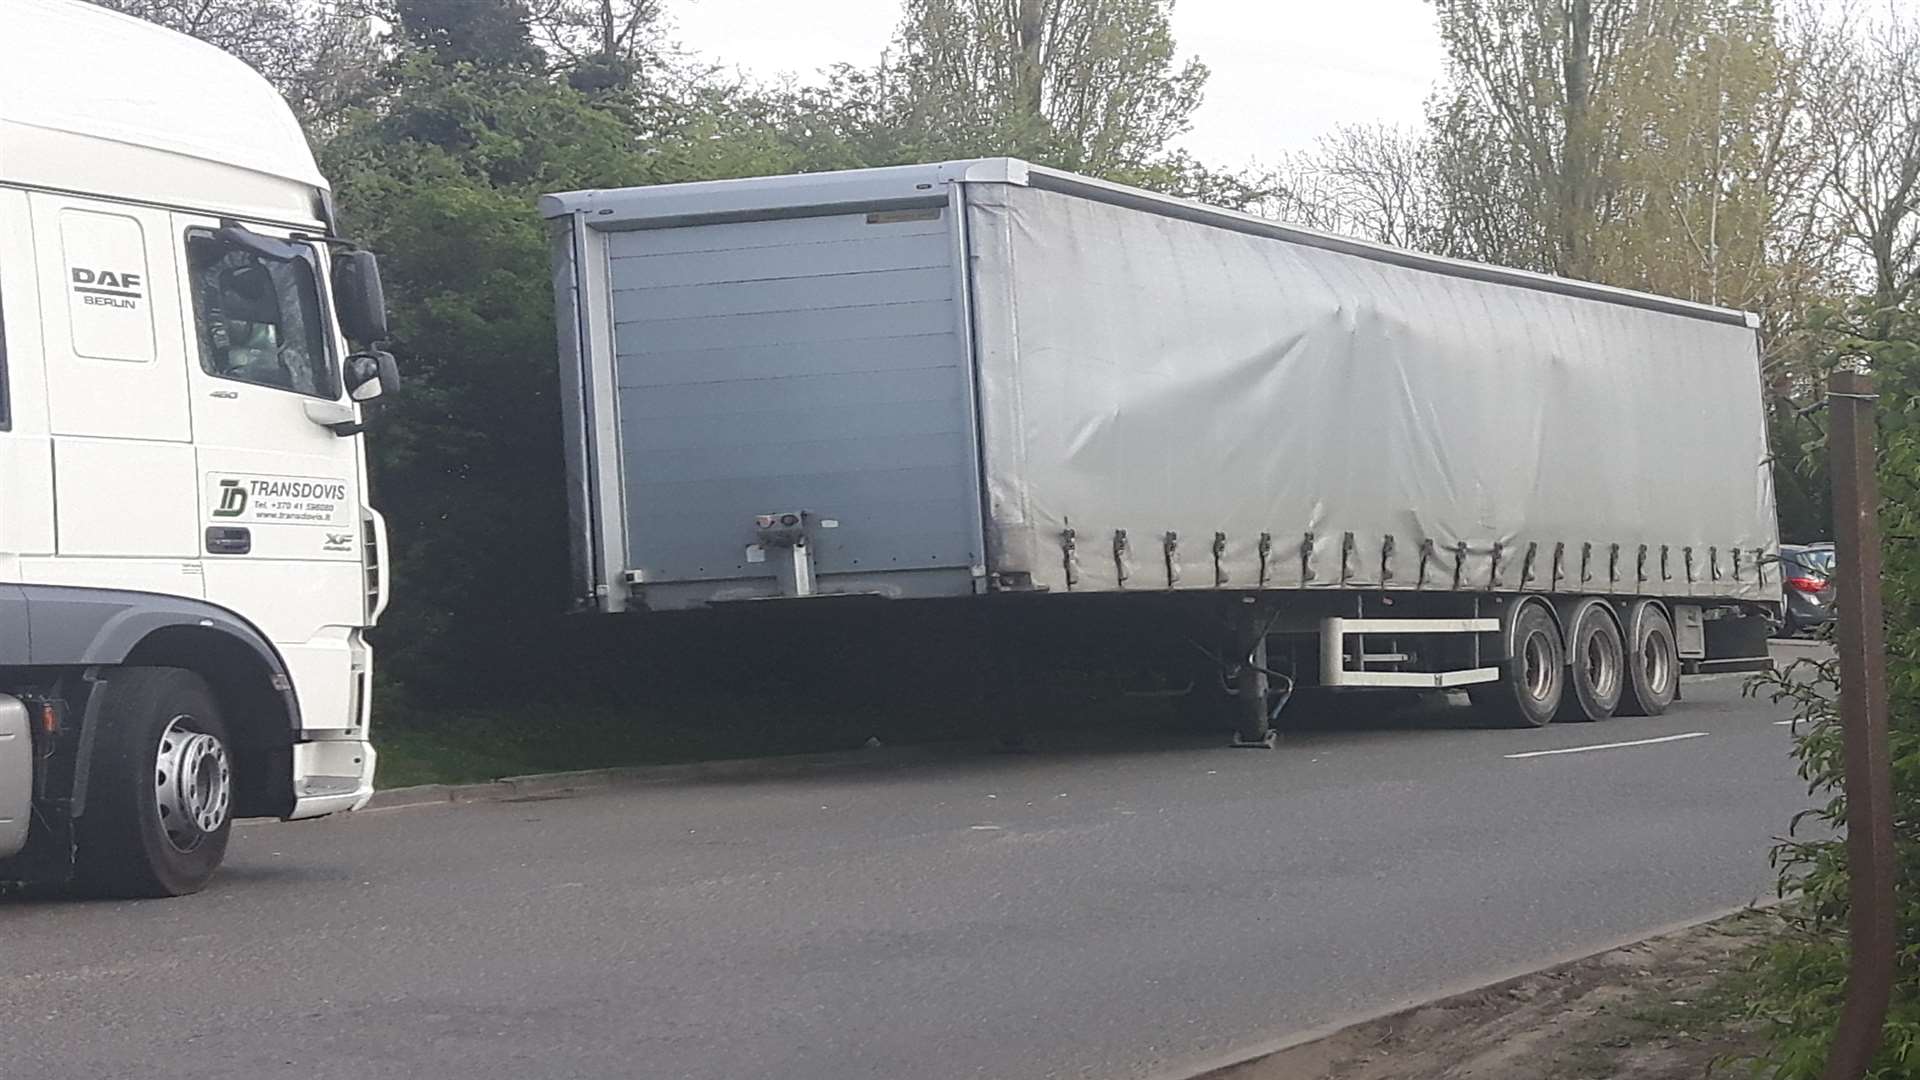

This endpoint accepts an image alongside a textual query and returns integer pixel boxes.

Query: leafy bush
[1747,300,1920,1076]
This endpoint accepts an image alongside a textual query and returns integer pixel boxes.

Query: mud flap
[1691,607,1775,675]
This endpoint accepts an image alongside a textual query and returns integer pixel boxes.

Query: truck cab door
[171,215,366,731]
[28,193,201,594]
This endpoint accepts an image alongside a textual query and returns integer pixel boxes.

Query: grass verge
[1214,909,1778,1080]
[369,681,1197,788]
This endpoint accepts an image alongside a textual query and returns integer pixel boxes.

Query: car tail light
[1786,575,1826,594]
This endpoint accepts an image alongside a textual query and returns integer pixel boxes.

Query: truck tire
[1617,601,1679,717]
[1557,600,1625,723]
[1469,602,1564,728]
[74,668,234,898]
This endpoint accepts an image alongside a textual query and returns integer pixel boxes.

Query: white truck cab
[0,0,396,895]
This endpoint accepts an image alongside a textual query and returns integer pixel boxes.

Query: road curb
[362,742,968,810]
[1770,637,1834,652]
[1154,897,1784,1080]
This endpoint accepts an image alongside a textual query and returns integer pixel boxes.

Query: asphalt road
[2,666,1813,1080]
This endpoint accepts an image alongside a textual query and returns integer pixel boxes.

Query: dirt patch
[1206,911,1775,1080]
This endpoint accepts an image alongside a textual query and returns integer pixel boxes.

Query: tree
[394,0,545,70]
[1420,1,1842,336]
[1799,5,1920,315]
[1295,125,1445,249]
[885,0,1209,175]
[86,0,384,129]
[1605,1,1840,316]
[1427,0,1643,277]
[317,47,857,700]
[527,0,667,93]
[319,57,668,696]
[1423,96,1561,268]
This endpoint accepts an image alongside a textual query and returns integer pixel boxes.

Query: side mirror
[317,351,401,436]
[332,250,389,346]
[344,350,401,404]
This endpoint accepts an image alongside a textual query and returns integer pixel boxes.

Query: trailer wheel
[74,668,233,898]
[1557,601,1625,723]
[1617,601,1679,717]
[1469,602,1565,728]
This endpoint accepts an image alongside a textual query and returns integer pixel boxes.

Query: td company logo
[213,479,249,518]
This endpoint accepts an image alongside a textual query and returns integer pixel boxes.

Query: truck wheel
[1557,601,1624,723]
[74,668,233,898]
[1617,602,1679,717]
[1469,602,1564,727]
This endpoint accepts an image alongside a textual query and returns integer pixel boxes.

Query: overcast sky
[670,1,1450,166]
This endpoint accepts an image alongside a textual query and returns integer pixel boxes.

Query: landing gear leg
[1232,605,1278,749]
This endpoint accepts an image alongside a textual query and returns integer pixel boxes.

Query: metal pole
[1821,369,1895,1080]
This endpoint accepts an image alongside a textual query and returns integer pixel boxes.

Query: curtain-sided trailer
[543,159,1782,742]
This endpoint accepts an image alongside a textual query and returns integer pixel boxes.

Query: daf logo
[71,267,144,309]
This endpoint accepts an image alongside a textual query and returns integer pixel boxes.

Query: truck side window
[185,232,337,399]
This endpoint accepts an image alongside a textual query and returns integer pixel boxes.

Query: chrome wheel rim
[1522,631,1554,701]
[1585,627,1622,701]
[1641,627,1676,700]
[155,715,231,853]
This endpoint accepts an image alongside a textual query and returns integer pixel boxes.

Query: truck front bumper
[287,738,378,820]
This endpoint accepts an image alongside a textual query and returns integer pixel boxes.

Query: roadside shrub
[1747,301,1920,1077]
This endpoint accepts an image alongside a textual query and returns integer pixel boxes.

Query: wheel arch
[121,624,293,730]
[122,626,296,818]
[1554,596,1626,657]
[1622,597,1675,640]
[13,586,301,820]
[1494,594,1565,660]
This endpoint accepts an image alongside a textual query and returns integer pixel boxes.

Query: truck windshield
[185,232,337,399]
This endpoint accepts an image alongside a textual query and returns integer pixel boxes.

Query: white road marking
[969,824,1003,831]
[1504,732,1709,759]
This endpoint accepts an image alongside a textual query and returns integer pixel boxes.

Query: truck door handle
[205,527,252,555]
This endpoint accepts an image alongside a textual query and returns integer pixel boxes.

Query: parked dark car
[1780,542,1836,636]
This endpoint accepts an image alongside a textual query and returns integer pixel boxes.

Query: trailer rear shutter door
[604,209,981,593]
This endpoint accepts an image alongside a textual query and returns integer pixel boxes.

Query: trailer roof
[0,0,324,189]
[543,158,1759,329]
